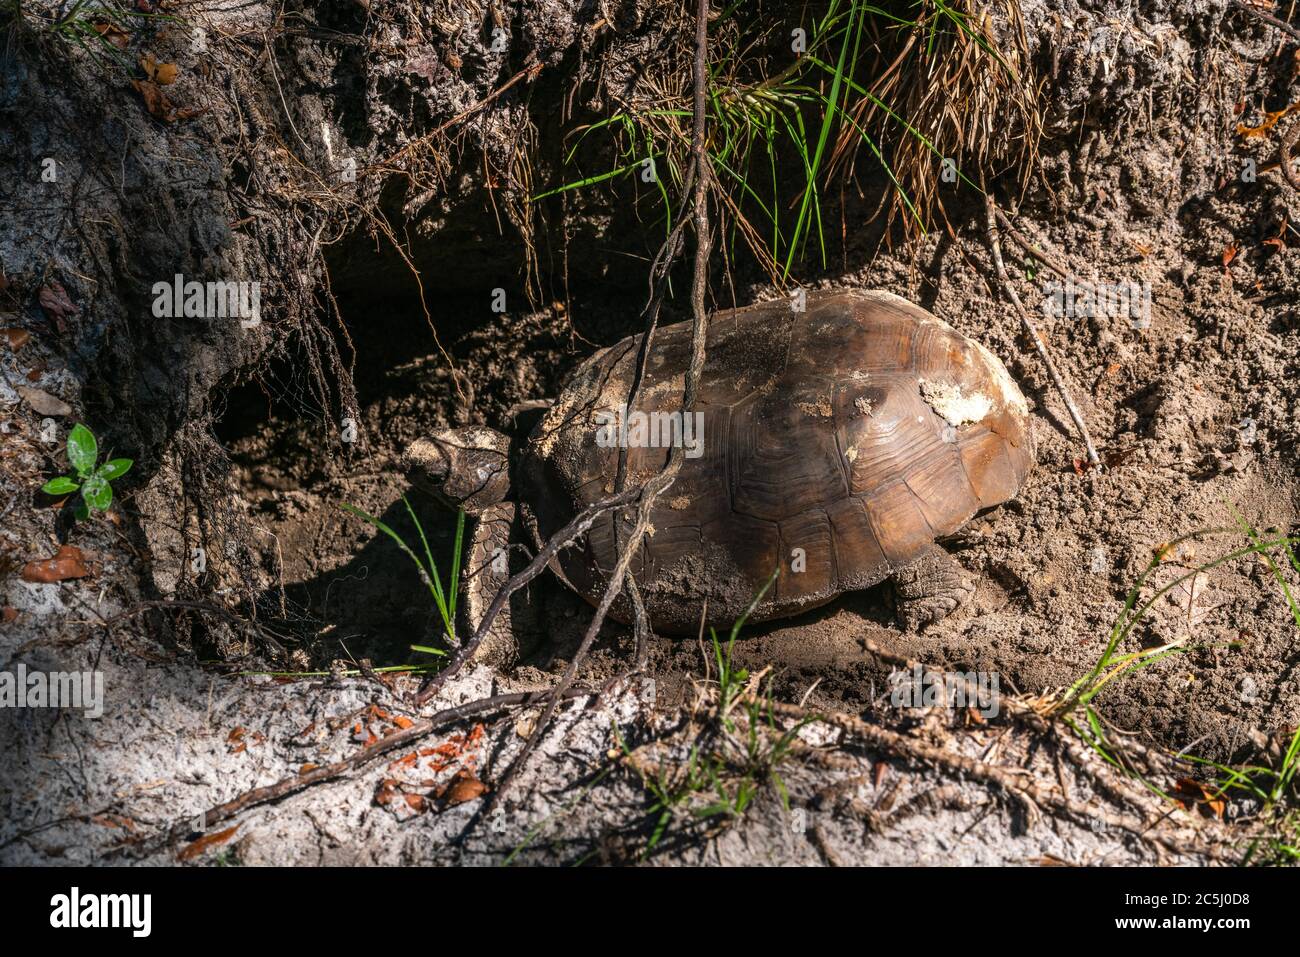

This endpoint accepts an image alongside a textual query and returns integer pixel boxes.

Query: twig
[476,0,716,820]
[764,700,1240,863]
[991,206,1071,280]
[413,485,643,705]
[1281,119,1300,190]
[1229,0,1300,43]
[374,62,545,171]
[985,195,1102,468]
[164,689,589,849]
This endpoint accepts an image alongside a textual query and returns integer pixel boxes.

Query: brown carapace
[521,289,1034,634]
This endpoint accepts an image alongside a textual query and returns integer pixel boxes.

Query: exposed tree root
[984,193,1102,469]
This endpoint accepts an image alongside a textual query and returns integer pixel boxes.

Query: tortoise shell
[521,290,1033,633]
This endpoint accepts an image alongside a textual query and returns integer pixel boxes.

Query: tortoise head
[402,426,511,515]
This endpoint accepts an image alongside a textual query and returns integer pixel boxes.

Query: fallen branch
[478,0,717,819]
[990,206,1071,280]
[985,194,1102,468]
[1229,0,1300,43]
[765,700,1240,864]
[1281,119,1300,190]
[164,688,589,850]
[413,485,643,705]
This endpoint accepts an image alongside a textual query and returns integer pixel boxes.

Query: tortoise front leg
[459,501,521,667]
[890,543,975,631]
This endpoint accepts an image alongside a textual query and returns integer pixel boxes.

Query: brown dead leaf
[1103,446,1139,469]
[21,545,91,583]
[2,607,18,624]
[177,825,240,862]
[16,386,71,416]
[439,770,487,807]
[132,79,203,123]
[38,282,78,323]
[1172,778,1226,819]
[1,328,29,350]
[140,55,179,85]
[92,21,130,50]
[1221,244,1238,268]
[132,79,167,119]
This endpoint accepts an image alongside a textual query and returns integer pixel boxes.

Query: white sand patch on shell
[918,379,994,427]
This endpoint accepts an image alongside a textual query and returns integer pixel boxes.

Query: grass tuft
[534,0,1041,277]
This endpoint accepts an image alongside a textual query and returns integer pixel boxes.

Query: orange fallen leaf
[1236,102,1300,138]
[439,770,488,807]
[1,607,17,624]
[92,21,130,50]
[1172,778,1226,819]
[1,328,29,350]
[131,79,204,123]
[392,715,415,730]
[1222,244,1238,268]
[21,545,91,583]
[140,55,179,85]
[178,825,239,862]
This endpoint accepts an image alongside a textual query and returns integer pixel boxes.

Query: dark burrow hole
[209,217,684,677]
[208,237,909,702]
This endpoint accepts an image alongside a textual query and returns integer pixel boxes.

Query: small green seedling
[41,423,133,519]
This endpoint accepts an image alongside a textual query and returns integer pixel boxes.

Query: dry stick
[857,635,1180,806]
[764,701,1240,864]
[1229,0,1300,43]
[990,206,1071,280]
[164,689,589,849]
[373,61,545,171]
[1281,119,1300,190]
[984,195,1102,469]
[412,92,703,713]
[413,172,698,708]
[413,485,643,706]
[476,0,717,820]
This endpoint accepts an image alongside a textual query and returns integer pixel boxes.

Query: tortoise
[403,289,1033,662]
